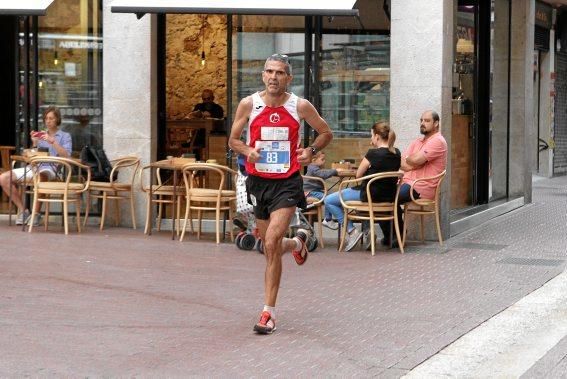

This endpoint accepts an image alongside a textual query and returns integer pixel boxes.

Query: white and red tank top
[245,92,301,179]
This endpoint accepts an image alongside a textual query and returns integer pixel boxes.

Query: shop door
[452,3,477,210]
[451,0,512,215]
[0,16,17,146]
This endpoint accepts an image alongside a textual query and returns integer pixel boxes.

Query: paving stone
[0,176,565,376]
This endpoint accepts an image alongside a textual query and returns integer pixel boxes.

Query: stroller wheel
[255,239,264,254]
[235,232,246,249]
[306,236,318,252]
[240,234,257,250]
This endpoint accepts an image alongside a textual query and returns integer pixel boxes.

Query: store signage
[58,40,103,50]
[535,1,552,29]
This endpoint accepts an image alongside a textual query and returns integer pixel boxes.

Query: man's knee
[263,236,283,257]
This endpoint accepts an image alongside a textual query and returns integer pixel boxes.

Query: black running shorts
[245,172,307,220]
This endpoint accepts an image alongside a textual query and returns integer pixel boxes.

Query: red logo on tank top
[269,113,280,123]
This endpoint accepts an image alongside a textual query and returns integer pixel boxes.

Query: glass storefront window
[231,6,390,168]
[231,15,306,140]
[36,0,103,156]
[451,5,476,210]
[319,34,390,165]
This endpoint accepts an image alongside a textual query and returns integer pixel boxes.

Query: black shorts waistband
[248,171,300,183]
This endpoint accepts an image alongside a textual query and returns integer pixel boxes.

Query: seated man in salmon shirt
[380,110,447,246]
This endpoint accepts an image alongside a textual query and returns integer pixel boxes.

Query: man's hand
[296,147,312,165]
[247,146,262,163]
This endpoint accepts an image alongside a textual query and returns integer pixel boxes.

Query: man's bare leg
[254,206,310,334]
[256,206,296,307]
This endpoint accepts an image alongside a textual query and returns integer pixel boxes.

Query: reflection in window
[231,15,306,146]
[319,34,390,166]
[232,15,305,106]
[320,35,390,137]
[37,0,103,156]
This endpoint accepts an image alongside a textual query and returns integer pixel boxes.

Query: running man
[229,53,333,334]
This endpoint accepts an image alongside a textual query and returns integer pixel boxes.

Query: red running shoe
[253,311,276,334]
[291,228,309,265]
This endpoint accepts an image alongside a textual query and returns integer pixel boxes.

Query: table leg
[21,165,29,232]
[171,170,177,240]
[8,161,13,226]
[148,167,154,235]
[328,178,342,192]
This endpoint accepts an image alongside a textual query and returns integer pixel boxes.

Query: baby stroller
[235,206,319,253]
[233,168,263,253]
[233,170,318,253]
[289,206,319,252]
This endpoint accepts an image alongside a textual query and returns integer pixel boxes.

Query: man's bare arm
[401,150,427,171]
[228,97,261,162]
[296,99,333,164]
[406,151,427,167]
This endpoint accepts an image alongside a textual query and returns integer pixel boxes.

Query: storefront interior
[2,0,531,231]
[450,0,525,229]
[159,0,391,167]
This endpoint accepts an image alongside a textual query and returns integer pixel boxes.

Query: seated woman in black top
[324,122,401,251]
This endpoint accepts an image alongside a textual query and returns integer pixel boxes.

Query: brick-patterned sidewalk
[0,176,565,377]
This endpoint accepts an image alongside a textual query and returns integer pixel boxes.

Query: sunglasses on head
[270,53,289,62]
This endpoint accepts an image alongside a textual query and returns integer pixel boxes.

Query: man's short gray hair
[265,53,292,75]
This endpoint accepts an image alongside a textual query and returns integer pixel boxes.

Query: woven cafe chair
[140,164,185,235]
[0,146,15,202]
[338,171,405,255]
[402,170,446,247]
[27,156,91,234]
[302,175,328,248]
[83,156,140,230]
[180,162,237,244]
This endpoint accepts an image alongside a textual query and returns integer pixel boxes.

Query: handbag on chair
[80,146,116,182]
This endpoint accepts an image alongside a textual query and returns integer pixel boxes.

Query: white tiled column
[390,0,454,239]
[103,1,157,227]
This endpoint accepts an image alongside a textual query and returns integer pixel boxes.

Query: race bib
[254,140,290,173]
[261,126,289,141]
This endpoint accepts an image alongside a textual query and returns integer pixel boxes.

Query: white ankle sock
[293,237,302,251]
[263,305,276,319]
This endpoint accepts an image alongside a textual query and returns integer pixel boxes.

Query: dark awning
[111,0,358,17]
[0,0,55,15]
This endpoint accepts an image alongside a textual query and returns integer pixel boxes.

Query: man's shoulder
[427,132,448,147]
[241,94,255,104]
[296,96,316,116]
[237,95,254,111]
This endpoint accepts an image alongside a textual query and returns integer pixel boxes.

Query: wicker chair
[180,163,237,244]
[402,170,446,247]
[84,156,140,230]
[338,172,404,255]
[302,175,328,248]
[27,156,91,234]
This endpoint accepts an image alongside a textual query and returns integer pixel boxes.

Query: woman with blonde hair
[324,121,401,251]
